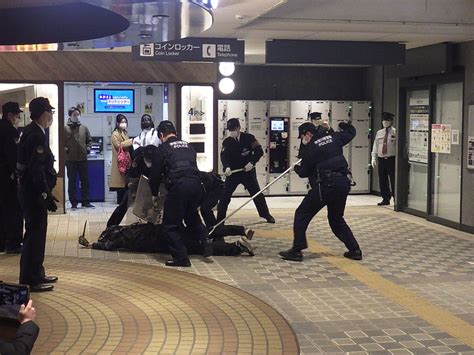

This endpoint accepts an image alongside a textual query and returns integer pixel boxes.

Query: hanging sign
[408,98,429,163]
[431,124,452,154]
[132,38,245,63]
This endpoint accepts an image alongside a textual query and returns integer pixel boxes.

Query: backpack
[117,145,131,175]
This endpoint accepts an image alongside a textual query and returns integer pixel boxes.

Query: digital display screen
[190,124,206,135]
[94,89,135,113]
[189,142,205,153]
[271,120,284,131]
[0,283,29,306]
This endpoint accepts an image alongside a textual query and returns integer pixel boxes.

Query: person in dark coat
[0,102,23,254]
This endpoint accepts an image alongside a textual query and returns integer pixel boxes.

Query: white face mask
[70,115,80,123]
[312,119,323,127]
[229,130,239,138]
[382,120,392,128]
[301,136,311,145]
[119,122,127,130]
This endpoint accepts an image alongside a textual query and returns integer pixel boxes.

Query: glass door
[431,82,463,223]
[406,89,430,213]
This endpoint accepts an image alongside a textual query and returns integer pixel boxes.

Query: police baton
[209,159,302,236]
[220,168,245,177]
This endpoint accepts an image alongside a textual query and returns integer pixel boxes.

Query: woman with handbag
[110,114,133,204]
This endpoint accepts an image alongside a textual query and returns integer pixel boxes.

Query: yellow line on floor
[259,229,474,347]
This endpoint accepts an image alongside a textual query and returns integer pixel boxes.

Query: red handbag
[117,145,131,175]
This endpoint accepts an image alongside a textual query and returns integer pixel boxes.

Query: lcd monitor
[94,89,135,113]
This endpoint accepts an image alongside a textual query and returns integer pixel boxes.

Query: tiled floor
[2,196,474,354]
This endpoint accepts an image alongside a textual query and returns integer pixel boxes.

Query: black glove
[43,193,59,212]
[338,121,352,131]
[294,164,301,175]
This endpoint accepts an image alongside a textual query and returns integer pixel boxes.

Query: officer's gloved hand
[371,157,377,168]
[244,162,254,172]
[338,121,351,131]
[224,167,232,177]
[294,164,301,175]
[44,193,59,212]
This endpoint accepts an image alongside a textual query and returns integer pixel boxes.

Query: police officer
[217,118,275,224]
[149,120,211,267]
[279,121,362,262]
[298,112,333,159]
[17,97,58,292]
[0,102,23,254]
[371,112,396,206]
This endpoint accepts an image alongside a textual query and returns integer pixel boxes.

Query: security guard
[17,97,58,292]
[279,121,362,262]
[0,102,23,254]
[217,118,275,224]
[371,112,396,206]
[149,120,211,267]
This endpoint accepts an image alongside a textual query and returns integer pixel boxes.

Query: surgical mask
[70,115,80,123]
[382,120,392,128]
[229,130,239,138]
[312,119,323,127]
[119,122,127,130]
[301,136,311,145]
[144,159,152,168]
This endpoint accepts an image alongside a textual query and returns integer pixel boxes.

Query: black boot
[279,249,303,262]
[344,249,363,260]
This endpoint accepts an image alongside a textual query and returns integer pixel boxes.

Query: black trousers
[66,160,90,205]
[107,190,129,227]
[0,177,23,251]
[216,170,270,223]
[162,177,207,263]
[200,187,221,228]
[378,157,396,201]
[18,187,48,286]
[293,176,360,252]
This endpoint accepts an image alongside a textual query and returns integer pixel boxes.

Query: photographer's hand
[19,300,36,324]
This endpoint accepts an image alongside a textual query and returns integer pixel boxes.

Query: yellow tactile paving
[259,228,474,348]
[1,255,299,354]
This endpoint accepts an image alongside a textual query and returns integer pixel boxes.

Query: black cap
[157,120,176,136]
[298,122,316,136]
[309,112,322,121]
[382,112,395,121]
[227,118,240,131]
[2,102,23,115]
[29,97,54,119]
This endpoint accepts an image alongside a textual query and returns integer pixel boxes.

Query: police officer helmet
[382,112,394,121]
[2,102,23,117]
[227,118,240,131]
[298,122,316,137]
[309,112,322,121]
[141,114,154,130]
[29,97,54,120]
[157,120,176,137]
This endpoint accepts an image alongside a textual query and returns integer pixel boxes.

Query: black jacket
[16,123,56,195]
[0,118,20,181]
[0,320,39,355]
[149,136,199,195]
[220,132,263,171]
[295,123,356,188]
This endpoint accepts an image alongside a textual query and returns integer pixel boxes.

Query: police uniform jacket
[295,124,356,189]
[64,122,92,161]
[16,122,56,196]
[221,132,263,171]
[149,136,199,195]
[0,118,20,182]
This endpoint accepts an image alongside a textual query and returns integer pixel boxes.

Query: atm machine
[75,136,105,202]
[350,101,371,193]
[289,101,311,194]
[247,101,269,190]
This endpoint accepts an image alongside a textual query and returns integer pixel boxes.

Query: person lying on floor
[78,222,255,256]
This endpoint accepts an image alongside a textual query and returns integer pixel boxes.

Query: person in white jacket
[371,112,396,206]
[133,114,160,150]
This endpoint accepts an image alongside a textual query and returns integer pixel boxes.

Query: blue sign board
[94,89,135,113]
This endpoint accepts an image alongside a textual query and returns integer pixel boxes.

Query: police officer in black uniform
[149,121,211,267]
[279,121,362,262]
[297,112,333,159]
[17,97,58,292]
[0,102,23,254]
[217,118,275,224]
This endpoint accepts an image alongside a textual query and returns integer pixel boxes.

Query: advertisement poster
[468,136,474,169]
[408,98,429,163]
[144,103,153,114]
[452,129,460,145]
[431,124,451,154]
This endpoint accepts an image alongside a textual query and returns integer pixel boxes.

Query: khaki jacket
[109,130,132,189]
[64,123,91,161]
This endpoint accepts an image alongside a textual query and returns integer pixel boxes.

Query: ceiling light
[139,33,152,39]
[219,62,235,76]
[219,78,235,95]
[153,14,169,19]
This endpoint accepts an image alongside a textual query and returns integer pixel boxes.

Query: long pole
[209,159,302,236]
